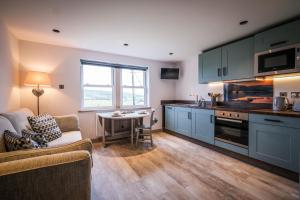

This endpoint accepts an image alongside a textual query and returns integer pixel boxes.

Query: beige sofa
[0,108,93,200]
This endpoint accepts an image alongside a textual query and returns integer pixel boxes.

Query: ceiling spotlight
[52,28,60,33]
[239,20,248,25]
[123,43,129,46]
[169,52,174,55]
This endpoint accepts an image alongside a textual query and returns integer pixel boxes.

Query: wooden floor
[91,132,299,200]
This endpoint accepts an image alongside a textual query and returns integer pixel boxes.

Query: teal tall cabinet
[191,109,214,144]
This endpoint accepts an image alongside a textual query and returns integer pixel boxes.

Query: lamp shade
[24,71,51,86]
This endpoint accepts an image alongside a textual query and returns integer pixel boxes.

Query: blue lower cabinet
[165,106,175,131]
[174,107,192,137]
[191,109,214,144]
[249,122,300,172]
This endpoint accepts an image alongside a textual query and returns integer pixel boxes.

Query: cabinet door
[201,47,222,83]
[249,122,300,172]
[165,106,175,131]
[192,109,214,144]
[174,107,192,137]
[198,54,204,83]
[222,37,254,81]
[254,20,300,53]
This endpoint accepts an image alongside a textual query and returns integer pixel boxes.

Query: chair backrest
[150,109,158,127]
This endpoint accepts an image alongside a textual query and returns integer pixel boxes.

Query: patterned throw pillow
[4,130,40,151]
[27,114,62,142]
[22,129,48,148]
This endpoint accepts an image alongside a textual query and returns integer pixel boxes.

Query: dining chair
[135,109,158,146]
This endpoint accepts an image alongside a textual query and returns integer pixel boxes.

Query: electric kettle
[273,96,289,111]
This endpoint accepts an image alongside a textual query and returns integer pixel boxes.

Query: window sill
[78,106,151,113]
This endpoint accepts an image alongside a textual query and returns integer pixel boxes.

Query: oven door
[215,117,248,148]
[257,48,295,74]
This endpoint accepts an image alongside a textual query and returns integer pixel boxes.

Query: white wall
[175,53,300,102]
[0,21,20,112]
[175,53,223,101]
[19,40,176,139]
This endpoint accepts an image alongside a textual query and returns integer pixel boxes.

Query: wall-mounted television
[160,68,179,79]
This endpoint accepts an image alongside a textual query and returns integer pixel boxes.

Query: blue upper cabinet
[200,47,222,83]
[192,109,214,144]
[199,37,254,83]
[174,107,192,137]
[249,114,300,172]
[165,106,175,132]
[222,37,254,81]
[254,19,300,53]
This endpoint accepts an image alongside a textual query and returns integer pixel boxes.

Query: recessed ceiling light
[123,43,129,46]
[169,52,174,55]
[52,28,60,33]
[239,20,248,25]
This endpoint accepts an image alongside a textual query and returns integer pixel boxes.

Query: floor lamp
[24,71,51,115]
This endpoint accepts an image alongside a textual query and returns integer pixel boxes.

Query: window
[81,60,148,110]
[121,69,147,107]
[81,64,114,108]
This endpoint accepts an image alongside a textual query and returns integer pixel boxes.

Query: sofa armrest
[0,138,93,163]
[0,151,91,200]
[54,114,80,132]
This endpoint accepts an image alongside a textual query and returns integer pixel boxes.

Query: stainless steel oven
[255,43,300,76]
[214,110,249,148]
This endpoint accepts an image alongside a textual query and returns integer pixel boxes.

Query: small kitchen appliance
[293,98,300,112]
[273,96,289,111]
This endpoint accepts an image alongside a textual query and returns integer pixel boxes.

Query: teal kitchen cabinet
[191,109,214,144]
[200,47,222,83]
[165,106,175,131]
[222,37,254,81]
[174,107,192,137]
[249,114,300,172]
[254,19,300,53]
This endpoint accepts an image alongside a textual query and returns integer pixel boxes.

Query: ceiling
[0,0,300,62]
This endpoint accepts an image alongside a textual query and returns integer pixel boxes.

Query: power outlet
[291,92,300,98]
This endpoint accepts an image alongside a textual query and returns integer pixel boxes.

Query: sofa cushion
[4,130,40,151]
[0,116,17,153]
[1,108,34,135]
[22,129,48,148]
[47,131,82,148]
[28,114,62,142]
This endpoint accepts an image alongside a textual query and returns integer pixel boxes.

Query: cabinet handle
[222,67,227,76]
[210,115,214,123]
[217,68,222,77]
[264,119,282,123]
[188,112,192,120]
[270,40,288,47]
[167,107,172,110]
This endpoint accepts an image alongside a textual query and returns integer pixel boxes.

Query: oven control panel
[215,110,249,121]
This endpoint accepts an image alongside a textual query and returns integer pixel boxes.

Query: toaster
[293,98,300,112]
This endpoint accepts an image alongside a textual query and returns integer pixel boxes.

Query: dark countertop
[249,109,300,118]
[163,103,300,118]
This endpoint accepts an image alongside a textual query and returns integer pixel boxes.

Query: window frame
[80,64,116,110]
[120,69,148,108]
[80,60,149,110]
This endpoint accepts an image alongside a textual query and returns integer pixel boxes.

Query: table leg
[131,119,135,145]
[102,117,106,147]
[111,119,115,137]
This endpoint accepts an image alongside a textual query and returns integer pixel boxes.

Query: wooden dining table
[97,111,150,147]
